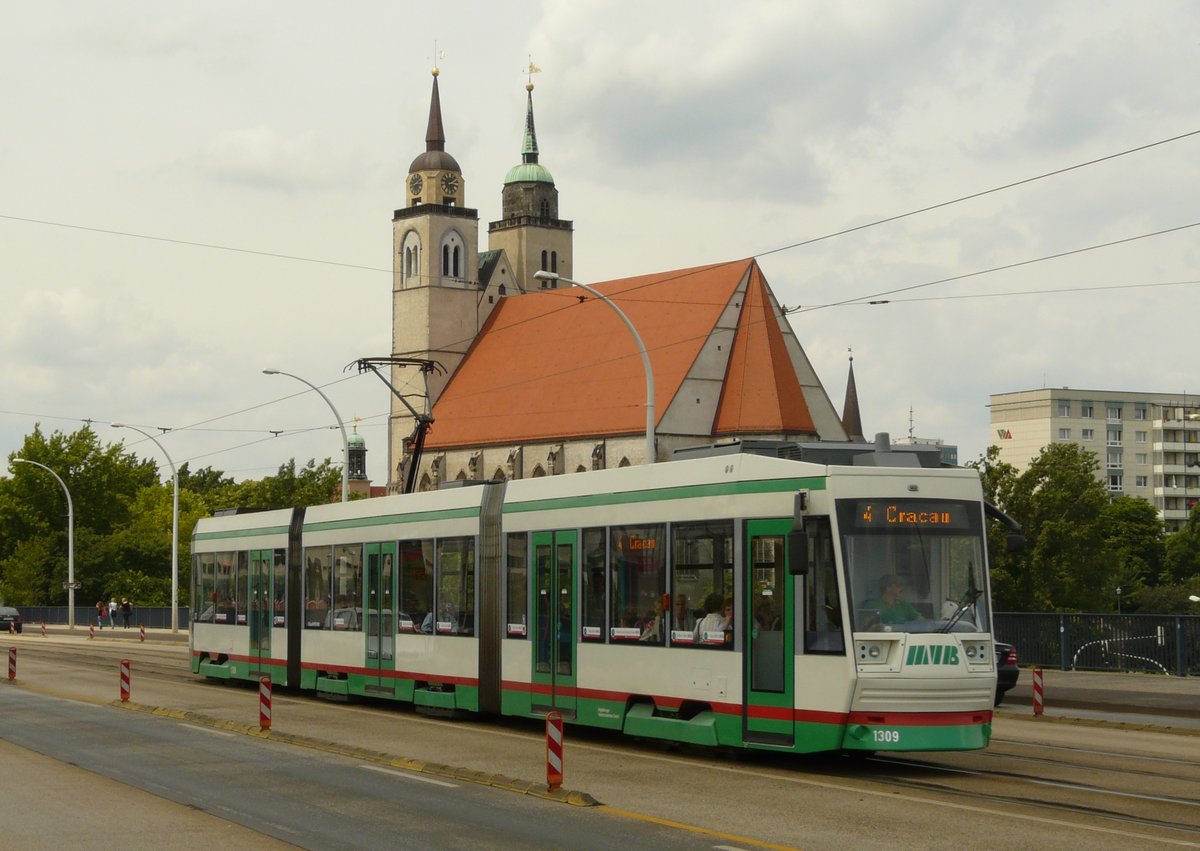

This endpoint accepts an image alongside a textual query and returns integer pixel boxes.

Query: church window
[498,284,506,296]
[442,245,450,276]
[531,464,546,478]
[551,251,558,273]
[453,245,461,278]
[540,250,548,272]
[401,232,421,287]
[540,199,549,218]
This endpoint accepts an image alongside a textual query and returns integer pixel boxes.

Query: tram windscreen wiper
[939,562,981,633]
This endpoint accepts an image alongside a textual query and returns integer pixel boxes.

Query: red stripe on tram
[847,710,992,727]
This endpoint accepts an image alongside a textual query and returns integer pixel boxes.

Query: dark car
[0,606,23,634]
[995,641,1019,706]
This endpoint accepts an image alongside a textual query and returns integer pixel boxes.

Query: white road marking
[180,723,235,738]
[361,764,460,788]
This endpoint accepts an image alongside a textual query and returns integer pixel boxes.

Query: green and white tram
[192,438,1004,754]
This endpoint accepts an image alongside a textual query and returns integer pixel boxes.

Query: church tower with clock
[390,66,482,487]
[388,65,575,490]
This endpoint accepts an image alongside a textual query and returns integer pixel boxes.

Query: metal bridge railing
[995,612,1200,676]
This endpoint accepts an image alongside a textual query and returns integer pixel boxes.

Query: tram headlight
[857,641,887,663]
[963,641,989,662]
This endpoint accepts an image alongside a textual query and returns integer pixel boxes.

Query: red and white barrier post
[259,675,272,731]
[7,647,15,681]
[1032,666,1044,716]
[40,623,46,638]
[139,624,145,643]
[546,711,564,792]
[119,659,131,702]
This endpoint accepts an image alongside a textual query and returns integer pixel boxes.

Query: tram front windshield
[837,498,989,634]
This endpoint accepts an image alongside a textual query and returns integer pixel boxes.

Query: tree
[1099,496,1165,611]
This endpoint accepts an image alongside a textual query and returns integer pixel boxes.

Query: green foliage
[2,424,340,607]
[974,443,1169,613]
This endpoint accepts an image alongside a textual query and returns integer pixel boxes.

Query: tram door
[248,549,273,676]
[743,520,795,746]
[364,542,397,690]
[531,531,578,717]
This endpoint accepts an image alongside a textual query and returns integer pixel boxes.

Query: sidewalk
[1003,666,1200,720]
[16,624,189,643]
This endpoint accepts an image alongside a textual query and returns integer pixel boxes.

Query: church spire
[842,350,866,442]
[521,85,540,164]
[425,67,446,153]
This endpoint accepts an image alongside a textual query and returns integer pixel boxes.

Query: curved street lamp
[533,270,656,464]
[112,424,179,633]
[9,458,75,628]
[263,369,350,502]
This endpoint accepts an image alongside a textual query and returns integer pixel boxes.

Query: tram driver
[862,574,922,625]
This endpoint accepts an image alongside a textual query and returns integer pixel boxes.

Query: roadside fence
[995,612,1200,676]
[20,606,190,630]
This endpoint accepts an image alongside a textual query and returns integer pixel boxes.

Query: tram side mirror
[788,492,810,576]
[1006,532,1025,554]
[787,526,809,576]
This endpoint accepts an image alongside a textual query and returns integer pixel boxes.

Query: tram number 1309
[872,729,901,744]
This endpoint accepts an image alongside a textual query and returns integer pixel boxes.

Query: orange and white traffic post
[119,659,131,702]
[40,622,46,638]
[259,675,272,731]
[546,711,564,792]
[7,647,15,681]
[139,624,146,642]
[1032,666,1044,716]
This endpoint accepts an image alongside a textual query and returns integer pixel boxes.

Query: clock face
[440,172,459,194]
[409,174,423,195]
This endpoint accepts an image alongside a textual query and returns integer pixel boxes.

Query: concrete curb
[993,707,1200,737]
[115,700,601,806]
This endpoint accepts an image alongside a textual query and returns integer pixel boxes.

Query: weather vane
[525,54,541,90]
[430,41,445,75]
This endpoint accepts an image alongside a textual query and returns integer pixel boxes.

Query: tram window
[272,549,286,627]
[581,528,606,641]
[331,544,363,631]
[303,546,332,629]
[670,521,734,648]
[195,553,217,622]
[609,524,666,643]
[210,553,233,624]
[505,533,528,638]
[232,552,248,625]
[397,539,434,633]
[803,518,844,654]
[437,537,475,636]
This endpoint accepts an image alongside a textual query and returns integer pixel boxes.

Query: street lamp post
[533,270,656,464]
[263,369,350,502]
[10,458,75,628]
[112,424,179,633]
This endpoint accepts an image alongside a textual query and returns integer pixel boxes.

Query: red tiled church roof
[424,258,836,449]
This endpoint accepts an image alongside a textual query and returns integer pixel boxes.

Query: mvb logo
[996,428,1013,439]
[905,644,960,666]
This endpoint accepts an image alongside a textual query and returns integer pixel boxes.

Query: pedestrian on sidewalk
[95,599,106,629]
[121,598,133,629]
[107,598,117,629]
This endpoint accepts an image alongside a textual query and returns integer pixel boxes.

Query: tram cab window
[303,546,332,629]
[331,544,363,631]
[837,498,988,634]
[436,537,475,636]
[670,521,734,648]
[505,533,528,638]
[803,517,844,654]
[397,539,433,634]
[581,528,606,642]
[609,524,666,644]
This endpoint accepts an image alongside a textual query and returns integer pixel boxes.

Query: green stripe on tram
[302,506,480,533]
[504,476,826,514]
[193,524,290,542]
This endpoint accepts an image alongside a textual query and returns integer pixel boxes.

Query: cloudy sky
[3,1,1198,487]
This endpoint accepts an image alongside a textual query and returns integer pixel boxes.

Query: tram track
[16,638,1200,844]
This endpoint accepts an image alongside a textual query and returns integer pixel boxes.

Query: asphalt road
[0,685,711,851]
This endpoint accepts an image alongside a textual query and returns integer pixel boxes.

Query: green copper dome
[347,431,366,449]
[504,161,555,184]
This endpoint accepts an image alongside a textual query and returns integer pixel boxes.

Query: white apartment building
[990,388,1200,532]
